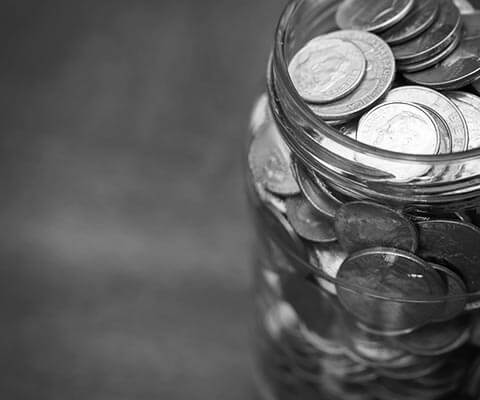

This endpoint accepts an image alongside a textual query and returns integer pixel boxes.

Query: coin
[396,317,470,356]
[310,30,395,121]
[286,196,337,243]
[254,183,287,214]
[391,0,462,64]
[376,356,446,380]
[429,262,467,321]
[384,86,469,152]
[446,91,480,150]
[404,13,480,89]
[398,32,462,73]
[357,101,441,154]
[334,201,418,253]
[293,159,343,218]
[336,247,446,332]
[380,0,439,45]
[417,220,480,292]
[289,37,366,104]
[248,123,300,195]
[336,0,414,32]
[311,243,348,295]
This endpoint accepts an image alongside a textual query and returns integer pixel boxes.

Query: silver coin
[310,30,395,121]
[336,247,447,332]
[248,123,300,195]
[356,102,441,179]
[285,196,337,243]
[381,0,439,45]
[391,0,462,64]
[454,0,476,13]
[293,159,343,218]
[311,243,348,295]
[447,90,480,149]
[336,0,414,33]
[384,86,469,152]
[404,13,480,89]
[289,37,366,104]
[398,32,462,73]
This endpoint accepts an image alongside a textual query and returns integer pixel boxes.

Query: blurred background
[0,0,285,398]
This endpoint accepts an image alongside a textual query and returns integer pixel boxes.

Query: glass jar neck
[267,0,480,212]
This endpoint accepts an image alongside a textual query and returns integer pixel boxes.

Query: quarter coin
[286,196,337,243]
[248,123,300,195]
[336,247,447,332]
[310,30,395,121]
[404,13,480,89]
[384,86,469,152]
[391,0,461,64]
[336,0,414,32]
[417,220,480,292]
[334,201,418,253]
[289,37,366,103]
[381,0,439,45]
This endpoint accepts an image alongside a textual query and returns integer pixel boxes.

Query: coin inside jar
[310,30,395,121]
[288,37,366,104]
[311,243,348,295]
[286,196,337,243]
[336,247,447,332]
[380,0,439,45]
[334,201,418,253]
[248,123,300,196]
[335,0,414,33]
[384,86,469,152]
[417,220,480,292]
[404,13,480,89]
[391,0,462,64]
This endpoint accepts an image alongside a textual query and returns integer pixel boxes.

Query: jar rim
[273,0,480,166]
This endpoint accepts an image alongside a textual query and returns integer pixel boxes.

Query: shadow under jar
[248,1,480,399]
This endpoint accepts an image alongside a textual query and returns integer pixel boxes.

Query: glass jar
[247,1,480,399]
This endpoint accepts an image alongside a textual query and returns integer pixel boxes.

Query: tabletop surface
[0,1,284,398]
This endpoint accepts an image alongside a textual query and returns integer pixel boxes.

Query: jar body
[248,93,480,400]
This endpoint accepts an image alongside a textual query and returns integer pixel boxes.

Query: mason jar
[247,1,480,399]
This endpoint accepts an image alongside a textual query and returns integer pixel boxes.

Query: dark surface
[0,1,284,398]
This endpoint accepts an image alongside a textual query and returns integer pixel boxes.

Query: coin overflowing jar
[248,0,480,399]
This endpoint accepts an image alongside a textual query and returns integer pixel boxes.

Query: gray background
[0,0,285,398]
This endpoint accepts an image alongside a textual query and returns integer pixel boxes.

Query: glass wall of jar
[247,1,480,399]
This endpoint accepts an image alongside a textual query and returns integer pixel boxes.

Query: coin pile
[249,1,480,399]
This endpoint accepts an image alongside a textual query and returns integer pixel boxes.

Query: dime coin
[289,37,366,103]
[357,102,441,154]
[311,243,348,295]
[334,201,418,253]
[336,247,447,332]
[310,30,395,121]
[286,196,337,243]
[381,0,439,45]
[446,91,480,150]
[396,317,470,356]
[336,0,414,33]
[248,123,300,195]
[293,159,343,218]
[384,86,469,152]
[404,13,480,89]
[429,262,467,321]
[398,32,462,73]
[356,101,441,179]
[417,220,480,292]
[391,0,462,64]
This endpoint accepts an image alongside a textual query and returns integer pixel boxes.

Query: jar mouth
[273,0,480,166]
